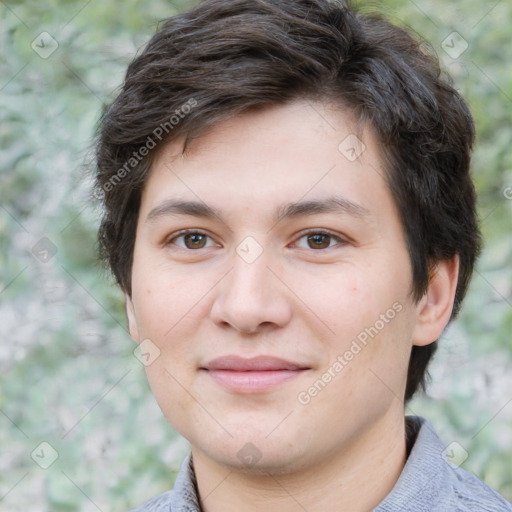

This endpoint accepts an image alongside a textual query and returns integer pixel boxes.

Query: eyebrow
[145,196,370,225]
[274,196,370,224]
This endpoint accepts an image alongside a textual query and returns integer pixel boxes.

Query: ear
[412,256,459,347]
[125,293,140,342]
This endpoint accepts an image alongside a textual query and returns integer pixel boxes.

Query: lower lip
[204,369,307,393]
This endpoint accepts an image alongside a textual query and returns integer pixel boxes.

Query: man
[94,0,511,510]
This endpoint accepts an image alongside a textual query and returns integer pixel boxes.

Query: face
[127,101,426,474]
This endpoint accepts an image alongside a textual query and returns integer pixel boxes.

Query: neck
[191,410,407,512]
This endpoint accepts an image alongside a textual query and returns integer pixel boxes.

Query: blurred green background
[1,0,511,510]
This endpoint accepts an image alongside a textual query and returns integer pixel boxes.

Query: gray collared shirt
[131,416,512,511]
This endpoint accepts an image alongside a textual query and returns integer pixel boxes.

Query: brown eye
[166,230,216,250]
[293,230,347,251]
[183,233,208,249]
[306,233,332,249]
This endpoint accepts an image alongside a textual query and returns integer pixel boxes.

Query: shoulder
[130,490,173,512]
[416,416,512,511]
[449,467,512,512]
[420,418,512,511]
[375,416,512,512]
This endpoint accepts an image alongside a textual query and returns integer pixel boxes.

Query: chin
[196,431,312,475]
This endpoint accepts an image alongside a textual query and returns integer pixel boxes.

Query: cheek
[293,261,414,371]
[143,363,202,440]
[131,261,210,342]
[291,266,387,341]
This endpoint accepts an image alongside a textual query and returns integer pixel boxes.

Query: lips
[201,356,310,393]
[203,355,307,372]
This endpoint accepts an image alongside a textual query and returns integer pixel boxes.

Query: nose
[210,248,293,334]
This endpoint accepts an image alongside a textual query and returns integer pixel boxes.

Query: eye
[294,230,346,250]
[166,230,217,250]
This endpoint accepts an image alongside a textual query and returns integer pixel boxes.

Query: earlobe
[412,256,459,347]
[125,293,140,342]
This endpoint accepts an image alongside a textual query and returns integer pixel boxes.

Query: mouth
[200,355,311,394]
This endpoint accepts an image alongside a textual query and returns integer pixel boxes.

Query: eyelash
[164,229,347,251]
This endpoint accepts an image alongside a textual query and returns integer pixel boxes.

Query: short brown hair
[95,0,481,401]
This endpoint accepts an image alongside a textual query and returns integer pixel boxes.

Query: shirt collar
[374,415,449,511]
[170,450,200,512]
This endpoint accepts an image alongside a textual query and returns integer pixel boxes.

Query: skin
[126,100,458,512]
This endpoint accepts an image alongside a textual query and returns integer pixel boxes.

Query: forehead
[139,100,393,225]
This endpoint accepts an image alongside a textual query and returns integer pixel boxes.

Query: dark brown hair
[95,0,481,401]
